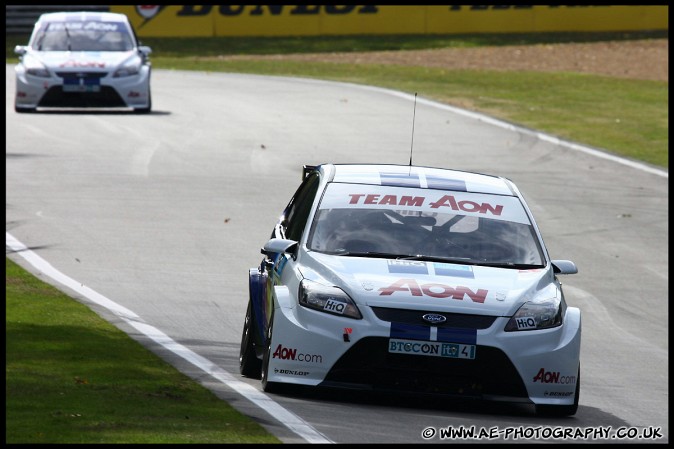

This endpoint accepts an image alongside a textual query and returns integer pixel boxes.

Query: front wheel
[260,313,280,393]
[134,91,152,114]
[239,300,261,378]
[15,105,36,113]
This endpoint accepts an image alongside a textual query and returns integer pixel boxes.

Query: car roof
[326,164,515,196]
[36,12,130,23]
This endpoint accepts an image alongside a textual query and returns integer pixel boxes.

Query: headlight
[113,55,141,77]
[298,279,362,319]
[504,298,564,331]
[22,55,50,78]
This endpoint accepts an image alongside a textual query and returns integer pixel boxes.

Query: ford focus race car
[14,11,152,113]
[240,164,581,416]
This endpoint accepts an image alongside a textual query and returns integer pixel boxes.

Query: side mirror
[14,45,27,56]
[138,46,152,57]
[262,238,298,259]
[551,260,578,275]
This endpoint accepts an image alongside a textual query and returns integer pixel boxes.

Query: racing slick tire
[260,312,281,393]
[535,365,580,417]
[134,91,152,114]
[239,300,262,378]
[15,105,36,113]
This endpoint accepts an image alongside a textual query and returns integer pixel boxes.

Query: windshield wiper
[333,251,543,270]
[335,251,477,263]
[398,254,476,265]
[64,27,71,51]
[331,250,544,270]
[334,251,413,259]
[473,261,545,270]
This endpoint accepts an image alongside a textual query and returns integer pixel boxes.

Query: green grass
[140,30,669,55]
[5,257,280,444]
[7,31,667,167]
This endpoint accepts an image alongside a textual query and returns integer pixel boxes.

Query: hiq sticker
[515,316,537,330]
[324,299,346,314]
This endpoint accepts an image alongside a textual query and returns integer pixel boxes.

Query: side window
[282,173,321,242]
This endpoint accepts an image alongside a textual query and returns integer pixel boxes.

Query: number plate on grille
[63,77,101,92]
[388,338,476,359]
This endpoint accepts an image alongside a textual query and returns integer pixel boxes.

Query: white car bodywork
[14,12,151,113]
[240,164,581,416]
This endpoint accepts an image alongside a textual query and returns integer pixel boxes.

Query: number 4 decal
[461,345,476,359]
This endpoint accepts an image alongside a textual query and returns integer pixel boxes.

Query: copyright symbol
[422,427,436,439]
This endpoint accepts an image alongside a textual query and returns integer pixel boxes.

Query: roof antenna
[408,92,417,174]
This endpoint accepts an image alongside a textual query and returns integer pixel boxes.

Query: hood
[30,50,136,72]
[299,252,557,316]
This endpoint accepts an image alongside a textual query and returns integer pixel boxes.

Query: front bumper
[266,289,581,406]
[14,66,151,109]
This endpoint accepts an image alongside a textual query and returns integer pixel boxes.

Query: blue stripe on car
[380,172,421,188]
[387,260,428,274]
[433,263,474,278]
[438,327,477,345]
[426,175,467,191]
[390,323,431,340]
[390,322,477,345]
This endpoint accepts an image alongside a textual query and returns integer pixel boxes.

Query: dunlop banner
[112,5,669,38]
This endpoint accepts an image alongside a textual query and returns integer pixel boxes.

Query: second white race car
[14,11,152,113]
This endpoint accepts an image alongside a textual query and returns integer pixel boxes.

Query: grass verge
[5,257,280,444]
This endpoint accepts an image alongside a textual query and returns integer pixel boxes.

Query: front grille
[55,72,108,79]
[39,85,126,108]
[321,337,528,399]
[372,307,497,329]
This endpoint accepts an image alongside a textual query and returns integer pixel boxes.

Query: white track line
[5,232,334,444]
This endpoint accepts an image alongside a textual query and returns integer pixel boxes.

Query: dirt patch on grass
[226,39,668,82]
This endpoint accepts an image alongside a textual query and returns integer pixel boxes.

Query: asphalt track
[5,65,669,444]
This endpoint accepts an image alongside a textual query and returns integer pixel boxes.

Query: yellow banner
[112,5,669,38]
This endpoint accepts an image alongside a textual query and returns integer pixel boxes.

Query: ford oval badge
[422,313,447,324]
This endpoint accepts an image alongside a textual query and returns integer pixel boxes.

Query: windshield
[32,21,135,52]
[307,183,545,266]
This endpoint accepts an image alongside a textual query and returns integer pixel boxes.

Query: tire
[239,300,262,378]
[536,365,580,417]
[260,313,280,393]
[134,91,151,114]
[15,105,36,113]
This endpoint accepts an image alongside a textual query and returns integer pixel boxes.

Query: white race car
[14,11,152,113]
[240,163,581,416]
